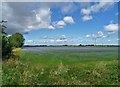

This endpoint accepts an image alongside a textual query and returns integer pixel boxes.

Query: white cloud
[56,39,67,43]
[60,2,77,14]
[48,25,55,30]
[104,23,118,32]
[50,39,55,43]
[96,31,104,38]
[86,34,91,38]
[82,15,93,21]
[81,8,91,15]
[90,1,114,12]
[57,20,66,26]
[86,31,104,38]
[56,39,64,43]
[102,35,107,38]
[26,8,51,31]
[49,39,67,43]
[53,16,75,29]
[55,20,66,28]
[63,16,75,24]
[27,40,33,43]
[34,8,51,22]
[81,0,114,21]
[25,40,36,45]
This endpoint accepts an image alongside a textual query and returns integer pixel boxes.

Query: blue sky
[2,1,119,45]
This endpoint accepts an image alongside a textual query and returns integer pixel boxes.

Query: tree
[9,33,25,48]
[0,20,12,59]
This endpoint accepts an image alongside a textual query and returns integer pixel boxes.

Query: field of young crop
[2,47,119,85]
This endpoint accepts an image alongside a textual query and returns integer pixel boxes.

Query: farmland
[2,47,119,85]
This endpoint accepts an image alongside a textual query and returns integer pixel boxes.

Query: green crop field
[2,47,119,85]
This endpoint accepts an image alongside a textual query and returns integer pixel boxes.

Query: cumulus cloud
[81,8,91,15]
[96,31,104,38]
[86,31,104,45]
[55,20,66,28]
[2,2,52,34]
[104,23,118,32]
[48,25,55,30]
[27,8,51,30]
[86,31,104,39]
[90,1,114,12]
[52,16,75,29]
[60,2,77,14]
[57,20,66,26]
[2,2,76,34]
[63,16,75,24]
[1,2,77,34]
[81,0,114,21]
[82,15,93,21]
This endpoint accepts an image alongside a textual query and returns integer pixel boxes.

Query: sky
[2,1,119,45]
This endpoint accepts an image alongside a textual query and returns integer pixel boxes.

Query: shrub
[11,48,22,60]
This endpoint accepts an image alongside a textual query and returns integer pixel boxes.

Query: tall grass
[2,59,118,85]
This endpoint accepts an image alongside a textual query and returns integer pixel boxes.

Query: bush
[2,36,12,60]
[11,48,22,60]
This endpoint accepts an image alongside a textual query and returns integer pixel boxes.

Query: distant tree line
[0,20,25,60]
[24,44,120,47]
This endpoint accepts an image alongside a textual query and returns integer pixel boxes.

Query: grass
[21,49,118,65]
[2,47,119,85]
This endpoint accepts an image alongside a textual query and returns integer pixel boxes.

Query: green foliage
[0,23,12,59]
[1,21,25,60]
[9,33,25,48]
[2,36,12,59]
[2,59,118,85]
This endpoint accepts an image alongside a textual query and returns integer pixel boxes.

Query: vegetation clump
[0,21,24,60]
